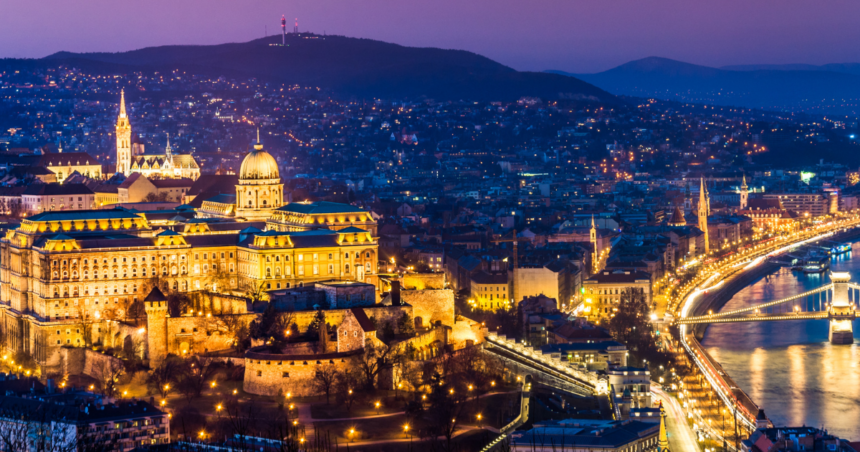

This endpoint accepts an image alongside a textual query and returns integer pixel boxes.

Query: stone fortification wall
[164,313,258,355]
[403,273,446,290]
[286,305,410,334]
[243,349,360,397]
[59,347,124,380]
[402,289,454,328]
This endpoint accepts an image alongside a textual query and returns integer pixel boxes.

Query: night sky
[2,0,859,73]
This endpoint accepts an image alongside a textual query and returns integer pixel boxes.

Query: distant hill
[721,62,860,76]
[36,34,615,103]
[549,57,860,115]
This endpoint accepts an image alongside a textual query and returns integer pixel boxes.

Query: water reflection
[703,244,860,439]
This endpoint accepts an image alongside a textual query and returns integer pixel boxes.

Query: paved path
[336,426,483,447]
[652,386,700,452]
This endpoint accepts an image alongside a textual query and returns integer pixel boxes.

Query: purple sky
[2,0,860,73]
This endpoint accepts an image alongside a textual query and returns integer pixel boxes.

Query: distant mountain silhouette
[721,62,860,76]
[549,57,860,114]
[36,34,614,103]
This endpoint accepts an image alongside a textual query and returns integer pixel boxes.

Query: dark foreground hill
[37,34,615,103]
[550,57,860,115]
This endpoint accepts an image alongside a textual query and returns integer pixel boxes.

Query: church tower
[740,174,749,210]
[699,178,710,253]
[116,90,132,176]
[590,215,598,273]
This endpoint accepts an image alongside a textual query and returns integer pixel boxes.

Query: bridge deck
[679,312,829,324]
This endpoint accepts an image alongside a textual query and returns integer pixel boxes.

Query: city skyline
[1,0,859,72]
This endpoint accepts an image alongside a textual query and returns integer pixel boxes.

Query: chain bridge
[679,271,859,344]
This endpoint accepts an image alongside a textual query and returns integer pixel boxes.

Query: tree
[125,299,146,325]
[251,303,295,347]
[306,310,326,341]
[166,292,192,317]
[356,339,404,390]
[426,370,466,452]
[379,320,396,342]
[143,191,171,202]
[397,311,415,336]
[74,306,95,347]
[608,287,671,368]
[146,356,180,398]
[335,367,361,412]
[205,314,251,352]
[176,356,218,404]
[121,334,146,363]
[312,363,338,404]
[93,359,125,398]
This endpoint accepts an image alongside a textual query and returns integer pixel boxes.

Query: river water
[703,241,860,440]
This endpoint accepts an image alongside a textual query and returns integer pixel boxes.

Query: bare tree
[146,356,180,398]
[312,363,338,404]
[92,358,125,398]
[143,191,171,202]
[176,356,218,404]
[334,367,361,413]
[74,306,95,347]
[204,314,251,352]
[357,339,404,390]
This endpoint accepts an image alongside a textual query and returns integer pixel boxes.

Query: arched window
[72,271,78,279]
[181,265,186,274]
[62,271,68,279]
[345,264,350,274]
[53,271,58,279]
[275,267,281,276]
[266,267,272,278]
[365,262,372,273]
[285,266,291,276]
[162,267,168,276]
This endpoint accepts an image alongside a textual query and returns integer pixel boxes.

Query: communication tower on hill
[294,18,298,34]
[281,15,286,45]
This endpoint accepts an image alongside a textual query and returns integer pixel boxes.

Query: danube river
[703,241,860,440]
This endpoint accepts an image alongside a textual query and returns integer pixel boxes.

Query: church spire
[590,215,598,273]
[699,178,710,253]
[165,133,173,161]
[119,89,127,118]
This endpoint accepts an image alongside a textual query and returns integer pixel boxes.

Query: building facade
[583,270,652,322]
[0,148,378,368]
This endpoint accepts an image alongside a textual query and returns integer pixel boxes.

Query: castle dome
[239,135,280,182]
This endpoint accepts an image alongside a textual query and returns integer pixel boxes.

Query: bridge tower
[829,271,855,344]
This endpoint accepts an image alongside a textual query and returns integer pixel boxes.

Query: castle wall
[402,273,446,290]
[163,313,258,356]
[285,305,410,334]
[242,351,359,397]
[58,347,124,380]
[401,289,455,328]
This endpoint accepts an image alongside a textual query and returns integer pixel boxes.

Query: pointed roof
[144,287,167,302]
[669,205,686,226]
[119,89,127,117]
[349,307,376,333]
